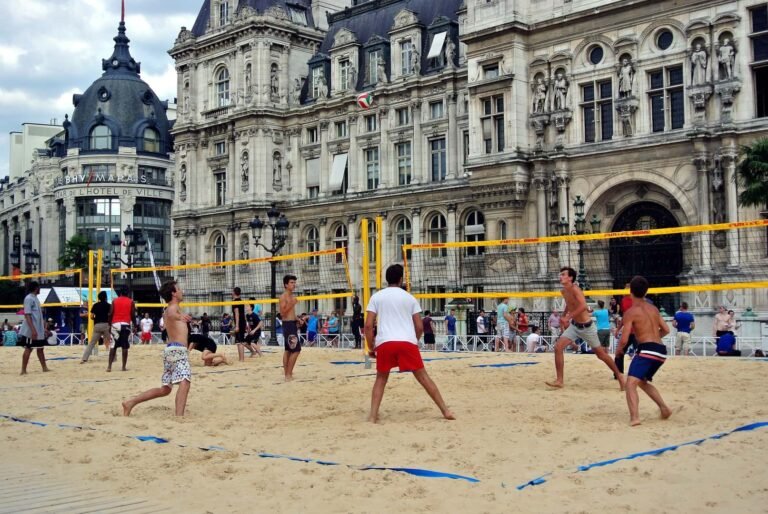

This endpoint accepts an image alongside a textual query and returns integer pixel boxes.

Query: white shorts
[561,322,601,349]
[496,323,510,339]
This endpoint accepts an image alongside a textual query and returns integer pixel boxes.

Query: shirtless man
[546,267,625,389]
[617,275,673,426]
[122,281,193,416]
[279,274,300,381]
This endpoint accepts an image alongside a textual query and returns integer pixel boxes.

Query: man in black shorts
[232,287,249,362]
[189,330,229,366]
[19,281,50,375]
[279,274,301,381]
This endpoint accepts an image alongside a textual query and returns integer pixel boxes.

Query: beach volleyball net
[403,220,768,314]
[110,248,354,310]
[0,269,85,312]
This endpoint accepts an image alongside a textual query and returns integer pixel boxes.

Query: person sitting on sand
[189,325,229,366]
[617,275,673,426]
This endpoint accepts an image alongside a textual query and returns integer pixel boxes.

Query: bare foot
[42,368,51,372]
[660,406,673,420]
[367,415,380,423]
[20,371,27,376]
[121,368,127,372]
[442,410,456,420]
[122,401,133,416]
[106,368,112,373]
[80,360,87,364]
[545,380,564,388]
[284,375,294,382]
[630,418,642,426]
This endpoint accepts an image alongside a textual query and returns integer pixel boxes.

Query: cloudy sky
[0,0,202,178]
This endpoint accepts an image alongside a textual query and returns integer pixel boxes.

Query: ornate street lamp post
[110,225,146,299]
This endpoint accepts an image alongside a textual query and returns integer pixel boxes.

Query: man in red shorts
[364,264,455,423]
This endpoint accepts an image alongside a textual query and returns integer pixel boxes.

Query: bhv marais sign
[53,173,148,187]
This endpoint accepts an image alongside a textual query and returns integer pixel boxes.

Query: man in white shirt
[140,313,154,344]
[364,264,455,423]
[476,310,487,335]
[526,326,541,353]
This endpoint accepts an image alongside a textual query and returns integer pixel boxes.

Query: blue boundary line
[470,362,539,368]
[0,413,479,483]
[516,420,768,490]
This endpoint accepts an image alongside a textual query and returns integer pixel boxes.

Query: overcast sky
[0,0,201,178]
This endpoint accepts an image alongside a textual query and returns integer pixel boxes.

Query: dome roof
[65,21,172,156]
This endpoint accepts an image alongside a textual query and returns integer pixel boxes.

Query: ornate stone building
[0,18,176,287]
[170,0,768,316]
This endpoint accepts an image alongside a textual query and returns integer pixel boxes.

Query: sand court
[1,345,766,513]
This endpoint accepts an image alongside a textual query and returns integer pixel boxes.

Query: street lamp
[250,204,289,346]
[569,195,600,291]
[110,225,146,299]
[22,241,40,274]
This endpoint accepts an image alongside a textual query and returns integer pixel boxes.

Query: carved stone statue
[273,152,282,185]
[241,151,249,191]
[411,48,421,75]
[444,37,456,68]
[552,72,569,110]
[317,71,328,98]
[270,65,279,95]
[377,56,388,84]
[245,65,252,94]
[240,238,249,260]
[180,164,187,193]
[292,78,302,104]
[531,77,548,114]
[617,59,635,98]
[717,38,735,80]
[691,43,708,85]
[349,63,357,90]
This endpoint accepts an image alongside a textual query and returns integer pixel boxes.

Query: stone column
[347,215,358,292]
[64,197,77,240]
[347,115,360,193]
[446,203,458,288]
[446,93,458,180]
[534,174,548,276]
[409,208,422,291]
[693,152,711,270]
[411,100,423,184]
[378,108,391,188]
[556,168,570,267]
[319,122,330,197]
[721,146,739,268]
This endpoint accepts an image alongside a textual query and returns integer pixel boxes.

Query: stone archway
[609,201,683,312]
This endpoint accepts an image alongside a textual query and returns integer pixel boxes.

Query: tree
[58,234,91,269]
[736,138,768,211]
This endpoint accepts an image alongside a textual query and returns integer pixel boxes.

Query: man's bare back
[164,303,191,346]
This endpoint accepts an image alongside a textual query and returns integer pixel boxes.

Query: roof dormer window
[143,128,160,153]
[90,125,112,150]
[219,1,230,26]
[288,6,307,25]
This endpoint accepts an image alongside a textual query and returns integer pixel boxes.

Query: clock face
[112,59,119,66]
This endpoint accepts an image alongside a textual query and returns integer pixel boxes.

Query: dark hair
[159,281,178,303]
[385,264,404,285]
[283,274,297,286]
[531,325,539,333]
[560,267,577,282]
[681,302,688,310]
[233,287,242,296]
[27,281,40,294]
[424,310,431,316]
[597,300,605,308]
[629,275,649,298]
[98,291,108,301]
[518,307,525,313]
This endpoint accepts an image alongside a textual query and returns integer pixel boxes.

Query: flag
[146,237,162,298]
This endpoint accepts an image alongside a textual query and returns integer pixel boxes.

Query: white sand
[1,345,766,513]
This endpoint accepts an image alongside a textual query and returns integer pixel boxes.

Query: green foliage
[737,138,768,210]
[58,234,91,270]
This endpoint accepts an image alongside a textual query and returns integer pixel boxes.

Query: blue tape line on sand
[47,357,80,361]
[0,412,479,483]
[330,356,470,365]
[471,362,539,368]
[517,420,768,490]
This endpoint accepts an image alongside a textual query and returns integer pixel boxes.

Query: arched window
[90,125,112,150]
[178,240,187,265]
[498,220,508,241]
[394,217,411,261]
[307,226,319,264]
[428,213,447,257]
[216,68,230,107]
[465,210,485,256]
[213,233,227,263]
[333,224,347,263]
[143,128,160,153]
[367,220,376,264]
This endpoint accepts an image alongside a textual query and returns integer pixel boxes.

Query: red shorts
[140,331,152,342]
[375,341,424,373]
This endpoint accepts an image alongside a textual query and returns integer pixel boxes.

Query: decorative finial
[121,0,125,23]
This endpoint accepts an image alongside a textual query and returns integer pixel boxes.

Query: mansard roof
[191,0,315,36]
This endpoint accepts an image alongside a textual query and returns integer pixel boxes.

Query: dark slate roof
[318,0,461,54]
[65,22,172,155]
[192,0,315,36]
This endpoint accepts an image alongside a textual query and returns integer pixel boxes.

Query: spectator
[727,309,739,335]
[525,326,540,353]
[495,298,511,352]
[220,313,232,340]
[201,313,211,336]
[444,309,457,350]
[716,332,741,357]
[476,310,487,336]
[506,306,519,351]
[594,300,611,349]
[327,310,340,347]
[517,308,529,336]
[548,309,561,338]
[672,302,695,356]
[713,305,731,337]
[139,313,154,344]
[351,296,364,349]
[422,310,435,348]
[608,297,620,319]
[306,309,319,346]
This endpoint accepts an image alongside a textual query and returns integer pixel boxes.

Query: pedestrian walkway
[0,464,164,514]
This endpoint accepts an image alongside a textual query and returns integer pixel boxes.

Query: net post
[87,251,95,342]
[375,216,382,290]
[361,218,371,368]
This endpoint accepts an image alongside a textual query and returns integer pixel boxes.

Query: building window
[214,170,226,206]
[751,6,768,117]
[75,197,120,257]
[429,100,444,119]
[428,214,447,258]
[219,1,230,26]
[307,226,320,264]
[400,39,413,75]
[364,114,378,132]
[335,120,347,138]
[89,125,112,150]
[213,233,226,262]
[427,32,446,68]
[311,67,323,98]
[430,138,447,182]
[395,217,412,260]
[333,224,348,263]
[396,141,412,185]
[463,130,470,164]
[589,45,604,65]
[756,66,768,117]
[581,80,613,143]
[426,286,446,315]
[216,68,230,107]
[133,199,172,265]
[498,220,508,240]
[215,141,226,155]
[142,128,160,153]
[288,6,307,25]
[483,64,499,79]
[368,49,381,84]
[481,95,504,153]
[465,210,485,256]
[396,107,410,126]
[365,147,379,190]
[306,157,320,199]
[307,126,318,143]
[139,166,167,185]
[648,66,684,132]
[656,30,674,51]
[366,220,376,264]
[339,59,350,90]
